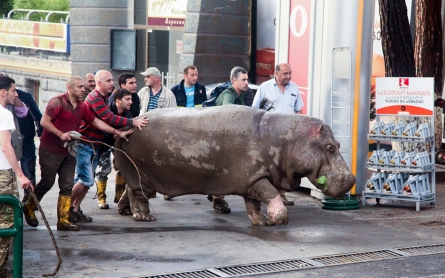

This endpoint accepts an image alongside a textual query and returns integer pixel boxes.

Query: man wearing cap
[137,67,176,201]
[138,67,177,115]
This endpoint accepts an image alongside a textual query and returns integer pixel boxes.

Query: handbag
[27,107,43,137]
[9,106,24,160]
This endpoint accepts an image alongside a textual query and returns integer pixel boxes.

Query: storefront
[134,0,187,88]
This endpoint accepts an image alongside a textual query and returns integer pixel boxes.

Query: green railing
[0,195,23,278]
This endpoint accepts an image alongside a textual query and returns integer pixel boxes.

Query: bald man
[22,76,133,231]
[251,63,304,206]
[83,73,95,100]
[70,70,148,223]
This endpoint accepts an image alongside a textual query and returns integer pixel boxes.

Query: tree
[379,0,444,152]
[13,0,69,23]
[414,0,443,150]
[378,0,417,152]
[378,0,415,77]
[0,0,14,18]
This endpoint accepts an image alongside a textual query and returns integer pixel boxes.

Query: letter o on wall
[290,5,308,38]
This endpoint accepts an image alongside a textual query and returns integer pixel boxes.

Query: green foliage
[12,0,69,23]
[0,0,14,18]
[316,175,329,191]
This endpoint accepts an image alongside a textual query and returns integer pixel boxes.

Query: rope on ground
[28,135,155,277]
[29,192,62,277]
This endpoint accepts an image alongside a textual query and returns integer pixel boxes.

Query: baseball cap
[141,67,161,77]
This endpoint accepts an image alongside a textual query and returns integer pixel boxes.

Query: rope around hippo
[28,136,155,277]
[77,137,156,218]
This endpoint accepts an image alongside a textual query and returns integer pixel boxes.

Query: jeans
[74,143,100,188]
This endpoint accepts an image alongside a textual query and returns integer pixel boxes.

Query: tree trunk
[379,0,417,152]
[414,0,443,150]
[379,0,415,77]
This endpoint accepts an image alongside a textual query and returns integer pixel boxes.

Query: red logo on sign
[399,78,409,87]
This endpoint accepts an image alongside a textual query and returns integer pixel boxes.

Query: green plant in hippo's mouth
[317,175,328,191]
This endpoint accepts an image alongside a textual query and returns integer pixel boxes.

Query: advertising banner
[147,0,187,27]
[0,19,69,52]
[288,0,312,115]
[375,77,434,116]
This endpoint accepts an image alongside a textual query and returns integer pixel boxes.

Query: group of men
[0,62,302,275]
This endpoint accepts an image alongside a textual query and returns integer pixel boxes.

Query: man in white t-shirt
[252,63,305,206]
[0,76,33,276]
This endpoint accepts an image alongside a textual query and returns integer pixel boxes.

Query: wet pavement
[16,174,445,277]
[14,151,445,277]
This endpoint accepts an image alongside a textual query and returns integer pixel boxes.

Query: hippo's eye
[325,144,335,154]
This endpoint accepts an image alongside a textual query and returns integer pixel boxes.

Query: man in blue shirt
[171,65,207,107]
[252,63,305,205]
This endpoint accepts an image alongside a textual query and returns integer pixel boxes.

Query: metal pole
[0,195,23,278]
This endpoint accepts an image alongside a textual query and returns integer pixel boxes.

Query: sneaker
[75,208,93,223]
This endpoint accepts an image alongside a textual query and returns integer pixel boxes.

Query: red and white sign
[376,77,434,116]
[288,0,312,115]
[147,0,187,27]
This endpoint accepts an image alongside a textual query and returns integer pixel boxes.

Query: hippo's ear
[308,124,324,137]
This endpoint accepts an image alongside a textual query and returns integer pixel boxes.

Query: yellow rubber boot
[114,173,126,203]
[56,195,79,231]
[23,195,41,227]
[97,180,109,209]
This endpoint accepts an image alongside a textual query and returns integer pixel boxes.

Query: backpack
[8,106,24,160]
[202,82,231,107]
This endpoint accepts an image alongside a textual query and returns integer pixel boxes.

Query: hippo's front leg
[128,188,156,222]
[247,178,288,226]
[243,197,273,226]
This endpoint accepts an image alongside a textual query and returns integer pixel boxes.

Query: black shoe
[164,195,173,201]
[75,208,92,223]
[213,199,231,213]
[281,195,294,206]
[69,207,79,223]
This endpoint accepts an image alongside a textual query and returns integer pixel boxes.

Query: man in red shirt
[22,76,134,231]
[70,70,148,223]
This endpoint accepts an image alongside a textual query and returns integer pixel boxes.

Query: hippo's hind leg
[247,178,288,226]
[128,187,156,222]
[243,197,273,226]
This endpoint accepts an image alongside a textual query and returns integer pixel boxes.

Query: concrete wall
[70,0,134,78]
[0,53,71,110]
[179,0,251,84]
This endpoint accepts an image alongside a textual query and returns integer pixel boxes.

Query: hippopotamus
[114,105,355,226]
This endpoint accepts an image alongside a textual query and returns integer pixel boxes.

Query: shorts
[74,143,100,188]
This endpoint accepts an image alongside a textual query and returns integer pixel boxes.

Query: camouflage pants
[96,149,112,182]
[0,169,19,274]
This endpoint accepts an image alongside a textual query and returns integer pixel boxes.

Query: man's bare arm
[0,131,32,189]
[40,113,72,141]
[91,118,134,141]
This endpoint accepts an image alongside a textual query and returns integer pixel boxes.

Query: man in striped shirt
[70,70,148,223]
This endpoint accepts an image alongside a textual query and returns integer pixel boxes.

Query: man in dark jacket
[108,72,140,117]
[16,89,42,202]
[171,65,207,107]
[0,72,42,202]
